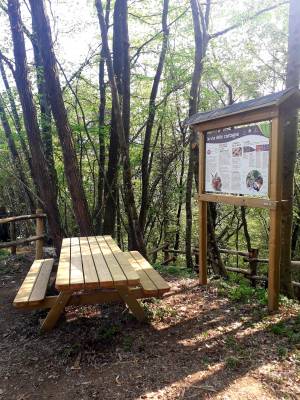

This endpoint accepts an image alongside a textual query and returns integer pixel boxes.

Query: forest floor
[0,250,300,400]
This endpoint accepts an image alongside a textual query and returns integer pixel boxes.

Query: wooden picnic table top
[55,235,140,291]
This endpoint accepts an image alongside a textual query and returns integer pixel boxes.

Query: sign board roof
[185,87,300,126]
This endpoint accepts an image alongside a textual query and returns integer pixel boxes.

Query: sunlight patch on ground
[138,363,224,399]
[216,376,277,400]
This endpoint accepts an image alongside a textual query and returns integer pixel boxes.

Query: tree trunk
[102,113,119,236]
[7,0,62,253]
[29,0,93,235]
[187,0,227,276]
[31,22,58,199]
[0,95,35,211]
[280,0,300,297]
[95,1,110,233]
[95,0,147,256]
[174,140,185,252]
[102,0,126,236]
[0,58,33,180]
[139,0,169,233]
[185,0,205,268]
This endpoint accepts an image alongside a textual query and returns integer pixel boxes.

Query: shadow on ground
[0,254,299,399]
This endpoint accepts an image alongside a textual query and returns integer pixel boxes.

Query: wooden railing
[0,208,46,259]
[150,243,300,289]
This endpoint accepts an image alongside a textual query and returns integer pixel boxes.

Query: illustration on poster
[246,170,264,192]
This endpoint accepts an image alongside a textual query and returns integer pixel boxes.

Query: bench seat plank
[29,259,54,304]
[123,252,159,296]
[14,258,54,307]
[127,251,170,295]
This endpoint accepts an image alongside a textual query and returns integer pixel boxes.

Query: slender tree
[0,95,35,211]
[139,0,170,233]
[95,0,147,255]
[29,0,93,235]
[280,0,300,296]
[186,0,211,268]
[7,0,63,252]
[95,0,111,233]
[30,21,57,198]
[101,0,124,236]
[0,58,33,179]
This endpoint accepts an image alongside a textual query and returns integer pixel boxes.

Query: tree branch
[210,1,289,39]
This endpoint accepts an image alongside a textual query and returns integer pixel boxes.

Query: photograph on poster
[205,124,270,196]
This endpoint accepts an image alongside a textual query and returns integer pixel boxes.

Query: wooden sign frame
[196,106,283,312]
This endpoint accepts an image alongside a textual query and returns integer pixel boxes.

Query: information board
[205,124,270,196]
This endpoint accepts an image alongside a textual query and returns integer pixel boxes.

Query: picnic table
[13,236,170,331]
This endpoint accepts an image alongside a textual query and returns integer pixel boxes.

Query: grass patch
[96,325,120,344]
[216,279,267,305]
[143,301,177,321]
[154,263,196,278]
[277,346,288,359]
[225,356,241,369]
[270,315,300,344]
[0,249,10,260]
[122,335,134,352]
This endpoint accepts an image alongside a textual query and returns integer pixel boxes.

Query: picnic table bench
[13,236,170,331]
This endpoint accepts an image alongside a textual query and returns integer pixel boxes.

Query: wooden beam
[0,235,45,249]
[117,286,146,322]
[9,222,16,255]
[225,266,251,275]
[14,287,151,310]
[148,243,169,256]
[198,194,278,209]
[195,107,278,132]
[219,248,249,257]
[291,261,300,269]
[0,213,46,224]
[35,208,44,259]
[40,291,72,332]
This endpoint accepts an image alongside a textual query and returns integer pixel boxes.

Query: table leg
[40,291,72,332]
[117,286,146,322]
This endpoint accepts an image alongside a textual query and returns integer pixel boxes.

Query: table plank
[87,236,114,288]
[80,237,100,289]
[95,236,127,286]
[103,236,140,285]
[70,237,84,289]
[55,238,71,290]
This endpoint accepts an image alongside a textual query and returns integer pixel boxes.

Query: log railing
[0,209,46,259]
[150,243,300,288]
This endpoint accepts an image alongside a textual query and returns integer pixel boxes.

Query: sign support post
[199,131,207,285]
[268,116,283,312]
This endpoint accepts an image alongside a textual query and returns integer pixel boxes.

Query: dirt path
[0,253,299,399]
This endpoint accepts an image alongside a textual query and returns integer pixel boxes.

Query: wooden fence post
[163,243,169,263]
[9,222,16,255]
[249,248,259,288]
[35,208,44,259]
[194,247,199,271]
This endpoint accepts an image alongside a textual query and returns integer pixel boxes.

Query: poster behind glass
[205,123,270,197]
